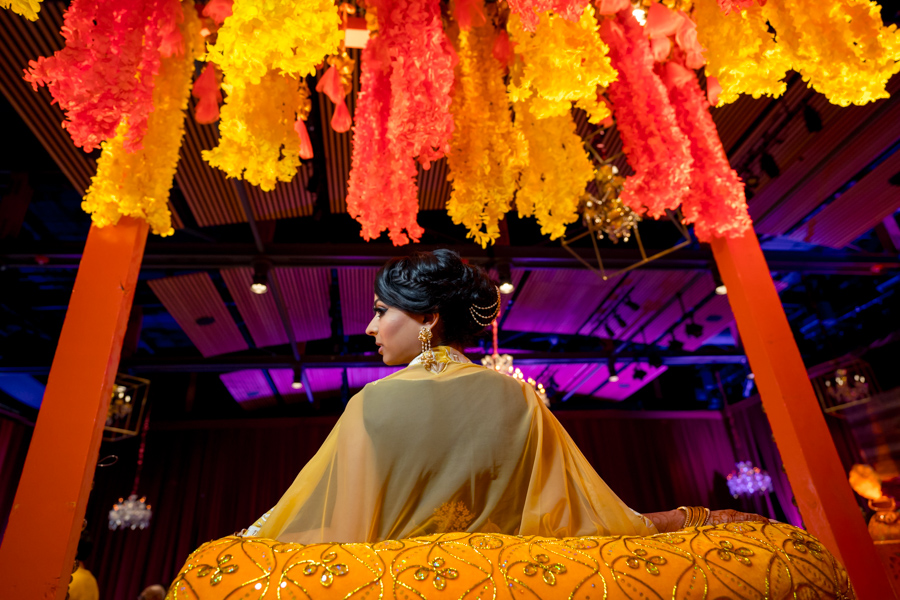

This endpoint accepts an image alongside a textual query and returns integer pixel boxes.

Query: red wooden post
[711,232,894,599]
[0,218,148,599]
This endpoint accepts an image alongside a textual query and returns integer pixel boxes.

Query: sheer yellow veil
[248,347,655,543]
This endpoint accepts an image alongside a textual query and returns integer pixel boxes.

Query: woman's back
[249,350,653,543]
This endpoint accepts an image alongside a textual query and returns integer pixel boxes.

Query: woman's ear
[422,313,440,328]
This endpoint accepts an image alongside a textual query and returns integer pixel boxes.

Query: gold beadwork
[469,286,502,327]
[418,326,435,371]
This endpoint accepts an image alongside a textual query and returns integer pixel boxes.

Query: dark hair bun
[374,249,499,346]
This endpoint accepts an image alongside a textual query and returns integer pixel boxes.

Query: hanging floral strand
[1,0,41,20]
[82,0,201,236]
[204,0,341,90]
[693,0,790,105]
[507,4,617,123]
[447,21,528,248]
[599,9,692,218]
[514,93,594,240]
[202,72,308,191]
[659,57,752,240]
[191,63,222,124]
[761,0,900,106]
[316,50,356,133]
[24,0,184,152]
[346,0,456,245]
[696,0,900,107]
[346,34,423,245]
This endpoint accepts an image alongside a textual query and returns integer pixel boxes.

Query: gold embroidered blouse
[247,346,654,543]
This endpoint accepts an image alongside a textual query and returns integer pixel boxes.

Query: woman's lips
[378,346,383,354]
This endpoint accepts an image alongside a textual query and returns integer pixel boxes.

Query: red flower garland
[659,57,752,241]
[346,36,422,245]
[192,62,222,124]
[24,0,184,153]
[345,0,456,245]
[599,10,692,218]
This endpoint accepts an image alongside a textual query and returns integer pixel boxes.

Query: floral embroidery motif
[299,551,350,587]
[413,557,460,591]
[195,554,239,586]
[433,501,475,532]
[410,346,472,374]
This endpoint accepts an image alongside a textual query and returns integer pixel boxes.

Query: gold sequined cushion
[166,523,854,599]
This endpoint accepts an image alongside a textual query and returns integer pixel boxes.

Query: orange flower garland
[25,0,184,152]
[447,23,528,248]
[660,57,752,240]
[345,0,456,245]
[600,10,692,218]
[81,0,201,236]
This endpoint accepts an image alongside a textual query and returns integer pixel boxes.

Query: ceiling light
[291,366,303,390]
[712,265,727,295]
[614,313,627,328]
[604,324,616,339]
[608,361,619,383]
[760,152,780,179]
[497,262,514,295]
[251,260,270,295]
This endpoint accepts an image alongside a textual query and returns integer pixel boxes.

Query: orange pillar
[711,233,894,600]
[0,218,148,600]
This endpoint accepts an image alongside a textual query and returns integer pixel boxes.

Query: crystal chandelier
[109,406,153,530]
[108,494,152,530]
[481,312,549,406]
[726,461,774,498]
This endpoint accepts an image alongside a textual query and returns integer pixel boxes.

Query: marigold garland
[507,5,617,123]
[81,0,200,236]
[660,58,752,241]
[447,23,528,248]
[1,0,41,20]
[696,0,900,106]
[203,71,306,191]
[600,10,692,218]
[346,35,423,246]
[514,91,594,240]
[345,0,456,245]
[205,0,341,90]
[24,0,184,152]
[762,0,900,106]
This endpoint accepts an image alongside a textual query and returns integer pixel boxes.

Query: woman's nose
[365,316,377,337]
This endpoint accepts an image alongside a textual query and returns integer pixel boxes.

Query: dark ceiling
[1,1,900,425]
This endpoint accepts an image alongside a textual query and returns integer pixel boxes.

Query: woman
[246,250,764,543]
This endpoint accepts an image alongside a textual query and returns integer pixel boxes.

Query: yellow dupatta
[247,347,655,543]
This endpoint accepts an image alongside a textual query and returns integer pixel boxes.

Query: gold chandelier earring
[418,326,435,371]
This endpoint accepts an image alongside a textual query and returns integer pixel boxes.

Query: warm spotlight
[251,260,270,295]
[498,262,514,295]
[608,361,619,383]
[292,366,303,390]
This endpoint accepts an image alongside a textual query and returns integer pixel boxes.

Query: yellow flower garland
[205,0,342,90]
[1,0,41,20]
[507,5,617,123]
[81,1,201,236]
[447,24,528,248]
[694,0,790,105]
[202,71,305,191]
[763,0,900,106]
[514,92,594,240]
[696,0,900,106]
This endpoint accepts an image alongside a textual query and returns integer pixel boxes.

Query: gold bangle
[677,506,711,528]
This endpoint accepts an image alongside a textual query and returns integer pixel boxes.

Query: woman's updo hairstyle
[374,249,499,346]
